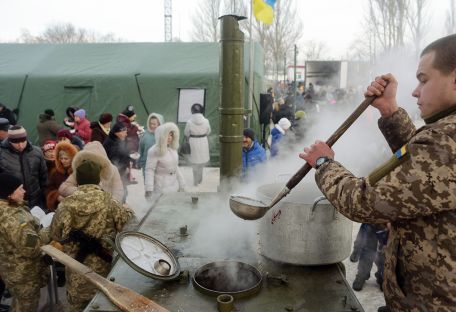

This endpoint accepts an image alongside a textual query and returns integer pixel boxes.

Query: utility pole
[164,0,172,42]
[293,44,298,112]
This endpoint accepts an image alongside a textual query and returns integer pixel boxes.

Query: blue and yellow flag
[253,0,276,25]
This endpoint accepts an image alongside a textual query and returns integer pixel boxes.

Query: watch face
[316,157,327,167]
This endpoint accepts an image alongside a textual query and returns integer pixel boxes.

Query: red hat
[42,140,57,152]
[57,129,73,140]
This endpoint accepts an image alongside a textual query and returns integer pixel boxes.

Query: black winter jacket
[103,133,130,181]
[0,140,48,208]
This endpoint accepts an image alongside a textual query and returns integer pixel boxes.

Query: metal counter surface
[84,192,364,312]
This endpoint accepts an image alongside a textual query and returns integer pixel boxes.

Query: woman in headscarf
[144,122,185,196]
[0,173,49,311]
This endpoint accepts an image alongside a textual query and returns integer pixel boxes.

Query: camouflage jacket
[0,199,48,287]
[50,184,135,266]
[315,108,456,312]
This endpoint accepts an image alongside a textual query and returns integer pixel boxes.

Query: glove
[50,240,64,251]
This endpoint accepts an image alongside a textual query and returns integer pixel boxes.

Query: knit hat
[99,113,113,125]
[74,109,86,119]
[122,105,135,118]
[8,125,27,143]
[243,128,255,141]
[191,103,204,114]
[42,140,57,153]
[278,118,291,131]
[295,110,306,120]
[0,118,9,131]
[44,109,55,117]
[76,160,101,185]
[111,121,127,134]
[0,173,22,200]
[57,129,73,140]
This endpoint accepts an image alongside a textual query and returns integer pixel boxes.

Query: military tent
[0,42,264,164]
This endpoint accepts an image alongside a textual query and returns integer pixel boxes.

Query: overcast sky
[0,0,450,58]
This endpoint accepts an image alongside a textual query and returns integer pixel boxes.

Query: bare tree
[407,0,430,56]
[253,0,302,80]
[20,23,120,43]
[191,0,223,42]
[302,40,328,60]
[367,0,409,52]
[446,0,456,35]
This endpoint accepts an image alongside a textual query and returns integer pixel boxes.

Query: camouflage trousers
[66,256,111,312]
[7,278,41,312]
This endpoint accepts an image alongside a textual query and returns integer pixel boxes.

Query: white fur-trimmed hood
[71,141,113,181]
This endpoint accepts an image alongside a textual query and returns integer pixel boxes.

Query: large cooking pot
[257,182,352,265]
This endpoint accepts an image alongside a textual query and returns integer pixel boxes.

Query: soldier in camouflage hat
[50,159,136,311]
[300,34,456,311]
[0,172,50,311]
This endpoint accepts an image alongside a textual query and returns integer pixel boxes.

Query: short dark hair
[191,103,204,114]
[421,34,456,75]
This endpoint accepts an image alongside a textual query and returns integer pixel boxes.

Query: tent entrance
[64,86,93,111]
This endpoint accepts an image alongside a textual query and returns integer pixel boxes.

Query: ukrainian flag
[253,0,276,25]
[394,145,407,159]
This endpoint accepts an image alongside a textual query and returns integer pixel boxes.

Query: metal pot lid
[115,231,180,281]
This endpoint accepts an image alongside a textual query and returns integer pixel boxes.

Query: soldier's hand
[299,140,334,168]
[50,240,64,251]
[364,73,399,118]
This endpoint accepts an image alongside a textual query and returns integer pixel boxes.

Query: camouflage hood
[63,184,109,216]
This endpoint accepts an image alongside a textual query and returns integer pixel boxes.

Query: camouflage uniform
[50,184,134,312]
[315,108,456,311]
[0,199,49,312]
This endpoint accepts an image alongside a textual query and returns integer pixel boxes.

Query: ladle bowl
[229,195,269,220]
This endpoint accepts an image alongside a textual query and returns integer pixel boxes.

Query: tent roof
[0,42,220,77]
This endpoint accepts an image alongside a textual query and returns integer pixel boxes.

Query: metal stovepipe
[218,15,246,189]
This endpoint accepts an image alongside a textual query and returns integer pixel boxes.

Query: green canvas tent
[0,42,264,164]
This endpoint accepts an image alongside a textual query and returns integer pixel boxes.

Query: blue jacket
[270,127,284,157]
[242,141,266,174]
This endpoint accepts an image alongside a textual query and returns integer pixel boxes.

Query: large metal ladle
[230,96,376,220]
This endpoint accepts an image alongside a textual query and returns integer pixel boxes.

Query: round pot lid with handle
[115,231,180,281]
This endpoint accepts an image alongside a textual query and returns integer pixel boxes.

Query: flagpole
[247,0,254,128]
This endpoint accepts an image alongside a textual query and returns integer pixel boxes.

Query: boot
[352,276,366,291]
[377,306,390,312]
[0,303,9,312]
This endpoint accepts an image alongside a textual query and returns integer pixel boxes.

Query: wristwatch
[315,156,332,169]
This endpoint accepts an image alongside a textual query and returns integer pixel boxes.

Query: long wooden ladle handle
[285,96,376,190]
[41,245,169,312]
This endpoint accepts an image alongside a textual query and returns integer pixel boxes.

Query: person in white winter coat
[144,122,185,196]
[59,141,125,202]
[184,103,211,186]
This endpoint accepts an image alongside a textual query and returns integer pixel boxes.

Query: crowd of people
[0,33,455,312]
[0,101,211,311]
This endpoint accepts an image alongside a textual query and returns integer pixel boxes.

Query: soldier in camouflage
[0,172,50,312]
[50,159,136,312]
[300,34,456,312]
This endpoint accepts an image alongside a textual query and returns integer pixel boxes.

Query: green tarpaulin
[0,42,263,164]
